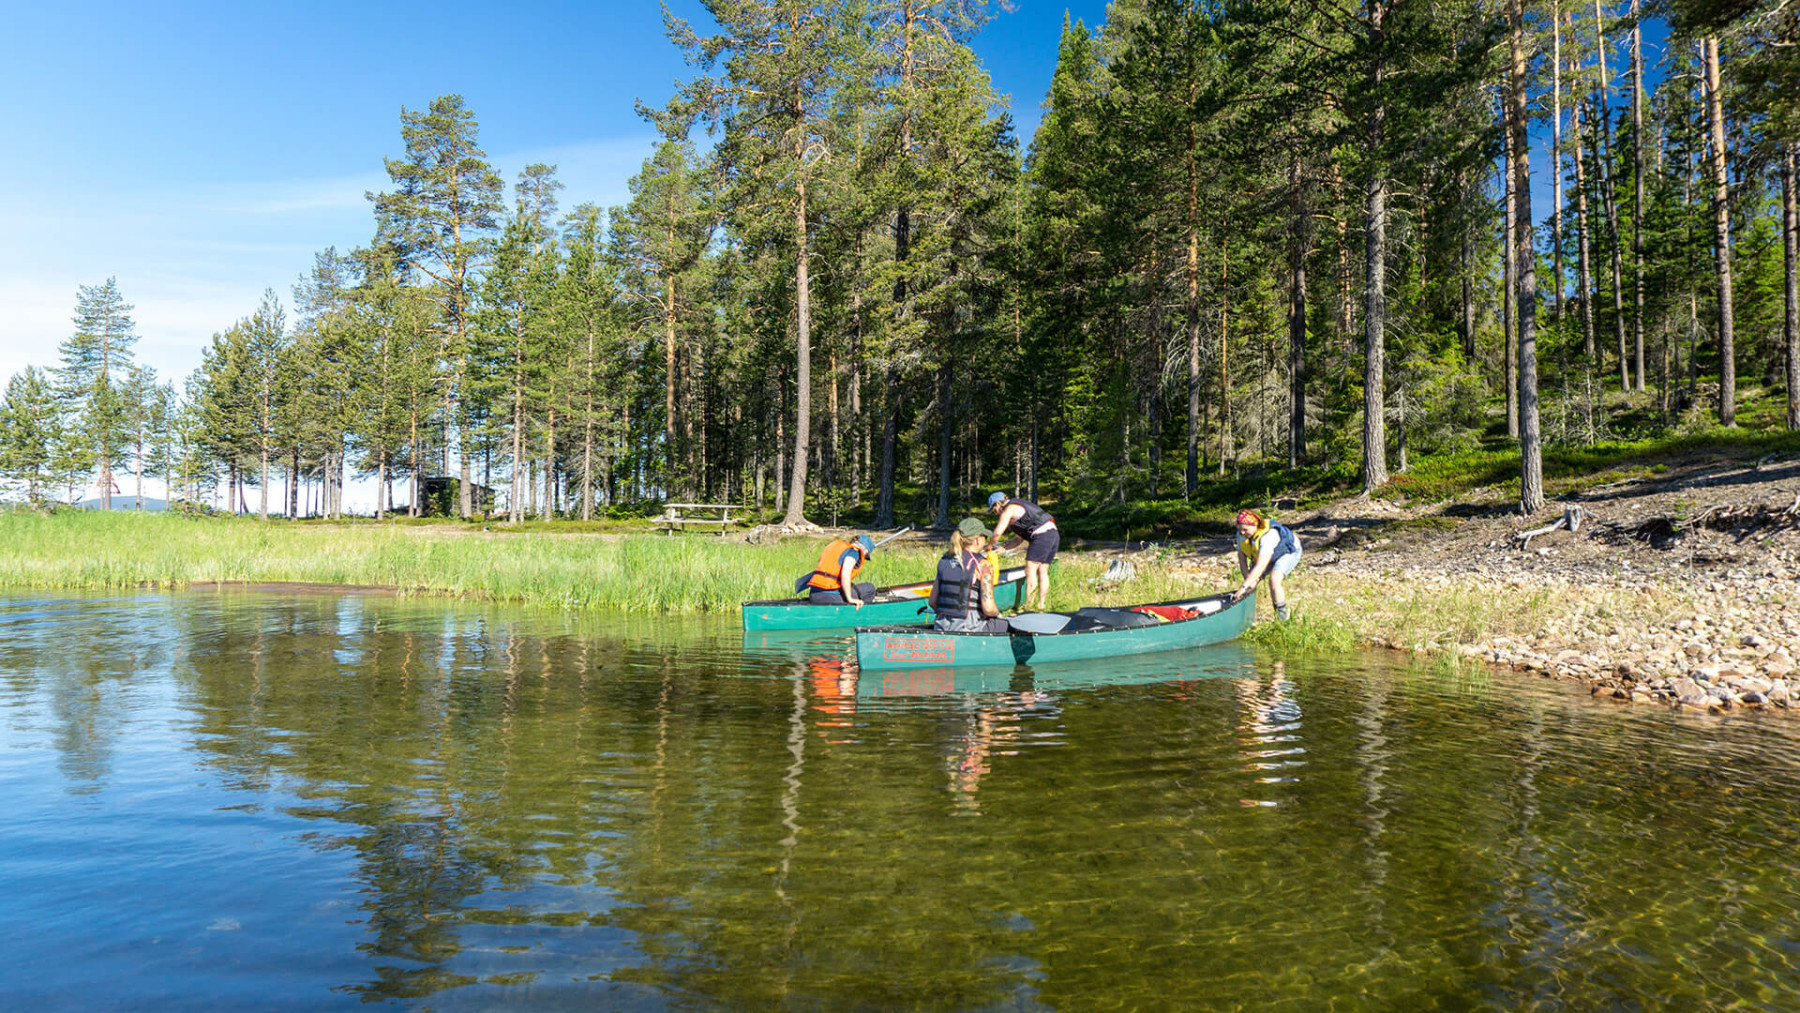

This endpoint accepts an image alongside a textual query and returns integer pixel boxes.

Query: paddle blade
[1006,612,1071,635]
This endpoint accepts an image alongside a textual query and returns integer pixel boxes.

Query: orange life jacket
[804,539,866,592]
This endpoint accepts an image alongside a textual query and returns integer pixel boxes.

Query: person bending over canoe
[988,492,1058,612]
[930,518,1010,633]
[801,534,877,607]
[1229,508,1301,620]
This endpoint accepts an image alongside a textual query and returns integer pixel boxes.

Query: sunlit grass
[0,510,953,614]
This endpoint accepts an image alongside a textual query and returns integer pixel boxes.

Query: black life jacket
[1006,499,1055,537]
[930,551,976,619]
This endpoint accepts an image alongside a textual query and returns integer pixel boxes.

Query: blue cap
[987,492,1007,509]
[856,534,875,555]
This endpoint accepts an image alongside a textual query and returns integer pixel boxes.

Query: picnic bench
[652,503,742,536]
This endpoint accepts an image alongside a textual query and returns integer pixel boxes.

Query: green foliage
[1242,613,1357,653]
[17,2,1798,538]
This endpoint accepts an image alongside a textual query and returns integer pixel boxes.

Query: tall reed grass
[0,511,952,613]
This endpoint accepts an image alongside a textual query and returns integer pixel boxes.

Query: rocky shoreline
[1335,562,1800,712]
[1281,454,1800,713]
[1090,452,1800,712]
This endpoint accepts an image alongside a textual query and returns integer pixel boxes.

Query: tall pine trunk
[1288,155,1308,469]
[1552,12,1566,338]
[1782,144,1798,430]
[782,114,814,527]
[1630,0,1646,389]
[934,363,952,530]
[1512,0,1543,513]
[1361,5,1390,493]
[1573,90,1599,363]
[1703,35,1736,425]
[1503,86,1519,439]
[1594,0,1630,390]
[874,366,898,527]
[664,258,680,499]
[1185,114,1202,496]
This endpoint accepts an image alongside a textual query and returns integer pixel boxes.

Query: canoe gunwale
[854,592,1238,638]
[739,567,1026,609]
[740,567,1029,631]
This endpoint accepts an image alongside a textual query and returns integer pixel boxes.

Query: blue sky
[0,1,1668,401]
[0,0,1111,392]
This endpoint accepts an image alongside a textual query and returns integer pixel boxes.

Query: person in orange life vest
[1228,508,1302,620]
[929,518,1009,633]
[988,492,1058,612]
[801,533,878,607]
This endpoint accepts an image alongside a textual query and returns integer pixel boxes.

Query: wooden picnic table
[652,503,742,536]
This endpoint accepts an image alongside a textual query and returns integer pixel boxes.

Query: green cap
[957,517,990,538]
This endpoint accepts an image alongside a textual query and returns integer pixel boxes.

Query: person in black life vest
[800,533,877,607]
[930,518,1009,633]
[988,492,1058,612]
[1228,508,1302,620]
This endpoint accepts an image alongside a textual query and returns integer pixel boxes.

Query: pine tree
[369,94,505,517]
[0,366,62,502]
[57,278,138,509]
[614,134,711,500]
[669,0,850,528]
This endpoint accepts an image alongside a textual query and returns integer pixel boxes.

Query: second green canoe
[853,592,1255,670]
[741,566,1030,631]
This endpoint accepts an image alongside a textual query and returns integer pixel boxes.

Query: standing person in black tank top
[988,492,1059,612]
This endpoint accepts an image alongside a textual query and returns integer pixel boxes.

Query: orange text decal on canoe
[883,637,954,664]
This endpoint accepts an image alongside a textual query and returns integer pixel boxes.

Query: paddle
[1006,612,1071,635]
[869,524,914,550]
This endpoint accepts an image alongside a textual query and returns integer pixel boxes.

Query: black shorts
[1024,528,1060,564]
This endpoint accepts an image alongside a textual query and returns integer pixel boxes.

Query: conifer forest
[4,0,1796,528]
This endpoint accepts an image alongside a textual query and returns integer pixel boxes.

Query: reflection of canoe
[741,567,1030,631]
[853,592,1255,670]
[739,629,852,666]
[856,640,1258,697]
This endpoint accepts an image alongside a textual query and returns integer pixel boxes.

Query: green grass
[0,510,958,614]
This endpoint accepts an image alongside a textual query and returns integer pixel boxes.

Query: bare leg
[1035,561,1052,611]
[1268,571,1289,619]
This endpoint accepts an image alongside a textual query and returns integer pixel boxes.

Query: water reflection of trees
[0,596,176,791]
[34,592,1800,1009]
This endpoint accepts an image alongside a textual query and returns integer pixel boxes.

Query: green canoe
[741,566,1031,631]
[855,640,1257,697]
[853,591,1255,670]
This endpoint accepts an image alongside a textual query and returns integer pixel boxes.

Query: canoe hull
[853,592,1255,670]
[742,568,1029,631]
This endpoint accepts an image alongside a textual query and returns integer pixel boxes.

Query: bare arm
[839,553,865,607]
[991,504,1024,541]
[1233,540,1276,601]
[977,560,1001,618]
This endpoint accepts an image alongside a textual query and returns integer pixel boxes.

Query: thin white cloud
[0,134,658,391]
[196,171,391,216]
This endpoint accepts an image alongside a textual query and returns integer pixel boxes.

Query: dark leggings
[809,582,876,604]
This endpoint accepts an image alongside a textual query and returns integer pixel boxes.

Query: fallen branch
[1514,505,1593,551]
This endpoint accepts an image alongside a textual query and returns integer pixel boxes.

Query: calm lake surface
[5,590,1800,1011]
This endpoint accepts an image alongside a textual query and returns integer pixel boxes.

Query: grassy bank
[0,511,930,612]
[0,509,1719,677]
[0,510,1241,614]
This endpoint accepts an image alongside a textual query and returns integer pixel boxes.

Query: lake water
[5,590,1800,1011]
